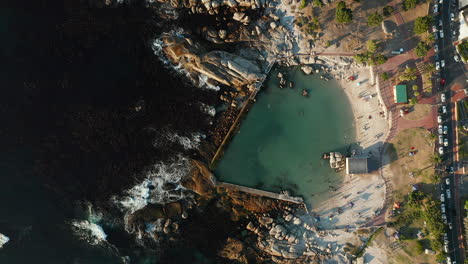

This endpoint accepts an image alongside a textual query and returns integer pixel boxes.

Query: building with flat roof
[393,85,408,104]
[346,157,369,174]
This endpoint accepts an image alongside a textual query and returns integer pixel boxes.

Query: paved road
[435,0,467,262]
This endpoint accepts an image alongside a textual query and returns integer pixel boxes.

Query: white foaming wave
[0,233,9,248]
[113,156,191,215]
[71,220,107,245]
[200,103,216,116]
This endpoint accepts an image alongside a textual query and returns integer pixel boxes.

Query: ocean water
[215,66,355,207]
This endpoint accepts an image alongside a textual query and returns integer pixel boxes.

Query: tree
[414,91,420,96]
[336,1,353,23]
[300,0,308,9]
[458,40,468,62]
[381,72,390,81]
[429,154,442,164]
[354,53,369,64]
[382,5,395,17]
[313,0,323,7]
[367,12,383,27]
[366,40,378,52]
[424,63,436,73]
[414,16,434,34]
[403,0,419,11]
[412,84,419,91]
[325,40,331,47]
[415,41,430,57]
[410,97,418,105]
[371,54,387,65]
[399,67,418,81]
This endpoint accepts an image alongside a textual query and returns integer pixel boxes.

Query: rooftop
[346,157,369,174]
[394,85,408,104]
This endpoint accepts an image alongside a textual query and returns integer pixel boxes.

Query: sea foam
[112,156,191,215]
[0,233,10,248]
[71,220,108,245]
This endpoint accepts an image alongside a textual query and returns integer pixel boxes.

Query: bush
[414,16,434,34]
[381,72,390,81]
[366,40,378,53]
[410,98,418,105]
[367,12,384,27]
[415,41,430,57]
[399,67,418,81]
[313,0,323,7]
[370,54,387,65]
[414,91,420,96]
[383,5,395,17]
[412,84,419,91]
[336,1,353,23]
[403,0,419,10]
[354,53,369,64]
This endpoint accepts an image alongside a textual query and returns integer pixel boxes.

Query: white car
[441,193,445,202]
[439,146,444,155]
[447,189,451,199]
[432,25,438,32]
[453,30,457,38]
[440,31,445,38]
[436,61,441,70]
[439,0,443,3]
[434,4,439,13]
[439,125,443,134]
[442,213,447,224]
[455,54,460,62]
[441,203,446,213]
[441,60,445,67]
[444,244,449,253]
[441,93,446,102]
[447,256,452,264]
[442,105,447,114]
[446,177,450,185]
[449,222,453,230]
[439,19,443,27]
[435,44,439,52]
[444,125,448,134]
[444,138,449,147]
[439,135,444,144]
[451,12,455,21]
[438,115,443,123]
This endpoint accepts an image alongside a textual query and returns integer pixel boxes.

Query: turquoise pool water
[215,66,355,207]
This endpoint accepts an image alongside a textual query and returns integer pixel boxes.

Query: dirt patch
[400,104,432,121]
[385,128,435,193]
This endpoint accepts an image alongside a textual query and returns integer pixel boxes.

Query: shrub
[367,12,384,27]
[410,98,418,105]
[336,1,353,23]
[414,16,434,34]
[399,67,418,81]
[354,52,370,64]
[383,5,395,17]
[412,84,419,91]
[370,54,387,65]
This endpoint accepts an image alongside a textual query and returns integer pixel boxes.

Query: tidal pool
[215,66,355,207]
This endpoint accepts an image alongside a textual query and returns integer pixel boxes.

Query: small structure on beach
[393,85,408,104]
[323,152,345,171]
[345,157,369,174]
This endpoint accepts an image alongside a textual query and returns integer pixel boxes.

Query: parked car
[434,32,439,40]
[435,44,439,52]
[439,125,443,134]
[442,213,447,224]
[446,177,450,185]
[455,54,460,62]
[449,222,453,230]
[441,93,446,102]
[441,59,446,67]
[442,105,447,114]
[441,193,445,202]
[451,12,455,21]
[453,30,457,38]
[441,203,446,213]
[447,256,452,264]
[444,244,449,253]
[436,61,440,70]
[439,135,444,144]
[440,31,444,38]
[434,4,439,14]
[439,0,443,3]
[439,146,444,155]
[446,189,451,199]
[438,115,443,123]
[432,25,438,32]
[439,19,443,26]
[444,125,448,134]
[444,138,449,147]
